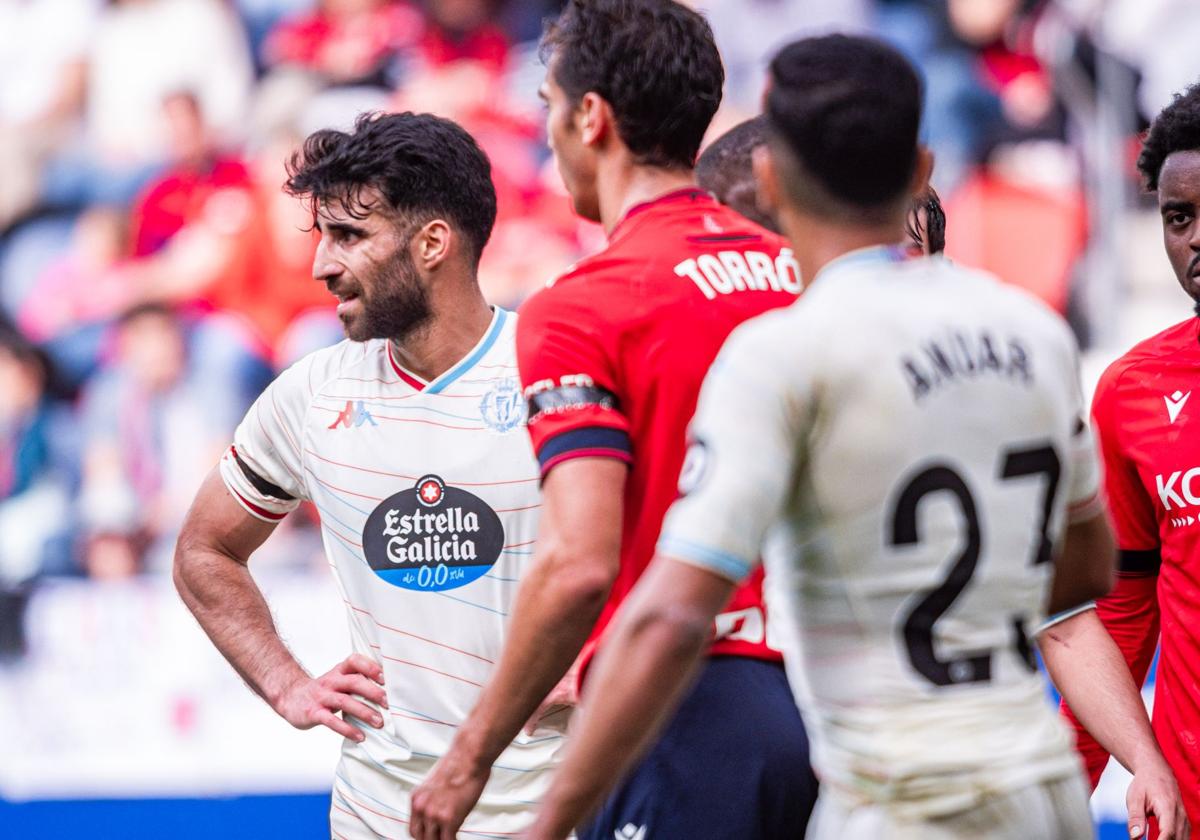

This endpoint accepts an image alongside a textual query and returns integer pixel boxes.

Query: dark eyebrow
[1160,200,1194,215]
[319,220,368,237]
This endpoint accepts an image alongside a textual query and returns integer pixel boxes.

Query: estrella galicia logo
[479,378,525,434]
[362,475,504,591]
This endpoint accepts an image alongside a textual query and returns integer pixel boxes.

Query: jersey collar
[811,243,914,287]
[609,187,712,241]
[387,306,508,394]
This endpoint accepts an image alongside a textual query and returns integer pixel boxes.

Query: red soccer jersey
[517,188,802,676]
[1061,317,1200,830]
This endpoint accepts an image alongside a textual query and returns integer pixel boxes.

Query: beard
[338,245,432,343]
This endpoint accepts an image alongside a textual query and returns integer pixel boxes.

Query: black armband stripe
[537,427,632,472]
[232,445,296,501]
[1118,548,1161,576]
[527,384,621,421]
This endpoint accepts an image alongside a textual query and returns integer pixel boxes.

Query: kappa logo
[328,400,378,430]
[615,824,646,840]
[1165,390,1191,424]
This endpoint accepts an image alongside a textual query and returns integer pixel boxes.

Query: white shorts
[806,773,1094,840]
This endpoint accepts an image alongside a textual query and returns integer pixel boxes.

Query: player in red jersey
[409,2,815,838]
[1059,82,1200,838]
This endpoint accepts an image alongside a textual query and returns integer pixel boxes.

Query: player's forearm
[1041,609,1162,774]
[450,544,613,772]
[530,597,713,839]
[173,542,307,708]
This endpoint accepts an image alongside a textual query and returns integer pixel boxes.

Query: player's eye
[1166,211,1193,227]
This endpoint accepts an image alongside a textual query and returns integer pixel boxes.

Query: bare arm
[1042,609,1187,840]
[528,557,735,840]
[409,457,626,840]
[175,468,387,741]
[1045,511,1115,617]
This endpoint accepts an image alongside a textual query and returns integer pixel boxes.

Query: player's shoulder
[272,338,383,401]
[1095,317,1200,405]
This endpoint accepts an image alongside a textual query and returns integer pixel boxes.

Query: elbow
[628,603,712,662]
[539,546,619,617]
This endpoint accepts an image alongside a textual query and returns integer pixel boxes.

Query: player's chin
[339,313,370,343]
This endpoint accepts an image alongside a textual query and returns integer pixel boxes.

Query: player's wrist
[262,664,309,711]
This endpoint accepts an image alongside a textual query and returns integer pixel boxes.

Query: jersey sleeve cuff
[1034,601,1096,635]
[219,446,298,522]
[657,534,755,583]
[536,426,633,477]
[1066,490,1106,524]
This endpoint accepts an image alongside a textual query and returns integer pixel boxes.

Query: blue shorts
[578,657,817,840]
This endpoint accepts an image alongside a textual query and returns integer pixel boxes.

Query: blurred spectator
[0,0,100,230]
[130,91,254,257]
[0,330,76,658]
[419,0,510,74]
[77,304,239,578]
[263,0,423,87]
[696,0,870,112]
[43,0,254,209]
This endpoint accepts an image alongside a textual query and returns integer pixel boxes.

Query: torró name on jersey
[362,474,504,591]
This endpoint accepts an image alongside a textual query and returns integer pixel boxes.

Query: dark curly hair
[286,112,497,264]
[696,117,778,232]
[1138,82,1200,191]
[541,0,724,170]
[766,35,922,216]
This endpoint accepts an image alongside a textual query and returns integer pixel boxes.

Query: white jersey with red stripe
[658,250,1102,820]
[219,307,560,839]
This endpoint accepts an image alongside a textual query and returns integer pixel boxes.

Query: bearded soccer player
[409,2,815,838]
[1061,82,1200,836]
[527,35,1126,839]
[173,113,562,839]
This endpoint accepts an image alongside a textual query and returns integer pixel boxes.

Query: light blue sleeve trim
[1034,601,1096,635]
[657,534,755,583]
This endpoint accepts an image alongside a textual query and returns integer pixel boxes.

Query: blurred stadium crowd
[0,0,1197,663]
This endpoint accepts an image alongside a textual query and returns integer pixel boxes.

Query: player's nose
[312,240,343,284]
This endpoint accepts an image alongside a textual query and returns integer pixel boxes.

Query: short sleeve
[657,316,806,582]
[517,285,632,477]
[218,356,314,522]
[1091,363,1160,554]
[1063,343,1104,523]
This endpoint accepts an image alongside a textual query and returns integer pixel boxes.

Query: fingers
[314,708,364,743]
[327,672,389,708]
[1127,788,1147,839]
[339,653,385,684]
[325,691,385,729]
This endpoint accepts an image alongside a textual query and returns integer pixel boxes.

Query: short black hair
[1138,82,1200,191]
[695,117,777,232]
[286,112,497,264]
[541,0,723,170]
[765,35,922,217]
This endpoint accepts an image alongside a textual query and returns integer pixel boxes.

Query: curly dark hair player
[410,2,816,839]
[173,111,563,839]
[1059,80,1200,839]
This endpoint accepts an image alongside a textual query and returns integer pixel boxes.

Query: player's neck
[389,288,493,383]
[782,214,907,289]
[597,158,696,235]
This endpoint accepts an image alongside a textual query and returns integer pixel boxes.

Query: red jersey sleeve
[1060,360,1162,788]
[517,282,633,478]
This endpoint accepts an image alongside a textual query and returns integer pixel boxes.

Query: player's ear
[413,219,451,271]
[578,92,610,149]
[753,144,780,218]
[910,146,934,196]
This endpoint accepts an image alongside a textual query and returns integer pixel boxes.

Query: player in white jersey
[525,36,1117,840]
[174,112,564,839]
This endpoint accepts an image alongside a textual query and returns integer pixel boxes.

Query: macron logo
[615,825,646,840]
[328,400,378,430]
[1165,390,1191,424]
